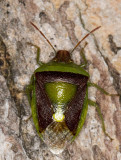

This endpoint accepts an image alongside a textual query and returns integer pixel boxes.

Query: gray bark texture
[0,0,121,160]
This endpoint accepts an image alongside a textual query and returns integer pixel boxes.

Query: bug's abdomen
[35,71,88,153]
[35,71,88,133]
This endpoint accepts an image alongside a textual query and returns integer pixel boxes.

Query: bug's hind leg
[87,82,119,140]
[88,99,113,141]
[26,42,43,66]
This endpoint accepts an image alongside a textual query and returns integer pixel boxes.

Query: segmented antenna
[30,22,56,53]
[70,26,101,54]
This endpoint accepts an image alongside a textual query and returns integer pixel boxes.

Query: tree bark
[0,0,120,159]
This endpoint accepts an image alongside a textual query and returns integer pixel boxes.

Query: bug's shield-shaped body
[33,70,88,154]
[27,25,107,154]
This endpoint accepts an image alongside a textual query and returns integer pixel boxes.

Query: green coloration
[34,62,89,77]
[72,88,88,140]
[88,99,113,141]
[45,82,77,122]
[88,82,118,96]
[80,43,88,67]
[31,78,43,139]
[26,75,34,104]
[45,82,77,105]
[26,42,42,65]
[26,42,118,146]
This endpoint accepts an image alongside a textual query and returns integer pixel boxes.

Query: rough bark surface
[0,0,121,160]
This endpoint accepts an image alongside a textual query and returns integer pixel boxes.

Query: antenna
[70,26,101,54]
[30,22,56,53]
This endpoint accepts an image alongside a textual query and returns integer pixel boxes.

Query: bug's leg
[26,85,33,105]
[88,99,113,141]
[26,42,43,66]
[25,74,34,105]
[25,75,35,121]
[80,42,88,67]
[87,82,118,96]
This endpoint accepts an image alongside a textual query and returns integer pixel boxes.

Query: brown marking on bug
[35,71,88,134]
[36,81,53,132]
[53,50,72,63]
[65,79,88,134]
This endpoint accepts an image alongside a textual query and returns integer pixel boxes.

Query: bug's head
[53,50,72,63]
[30,22,101,63]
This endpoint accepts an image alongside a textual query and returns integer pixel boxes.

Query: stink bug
[26,22,118,154]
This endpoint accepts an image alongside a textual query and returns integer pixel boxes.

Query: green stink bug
[26,23,118,154]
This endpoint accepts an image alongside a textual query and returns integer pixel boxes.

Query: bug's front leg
[88,99,113,141]
[25,74,34,105]
[26,42,43,66]
[80,42,88,67]
[25,74,35,121]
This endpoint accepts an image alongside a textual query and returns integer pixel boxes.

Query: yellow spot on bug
[53,108,65,122]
